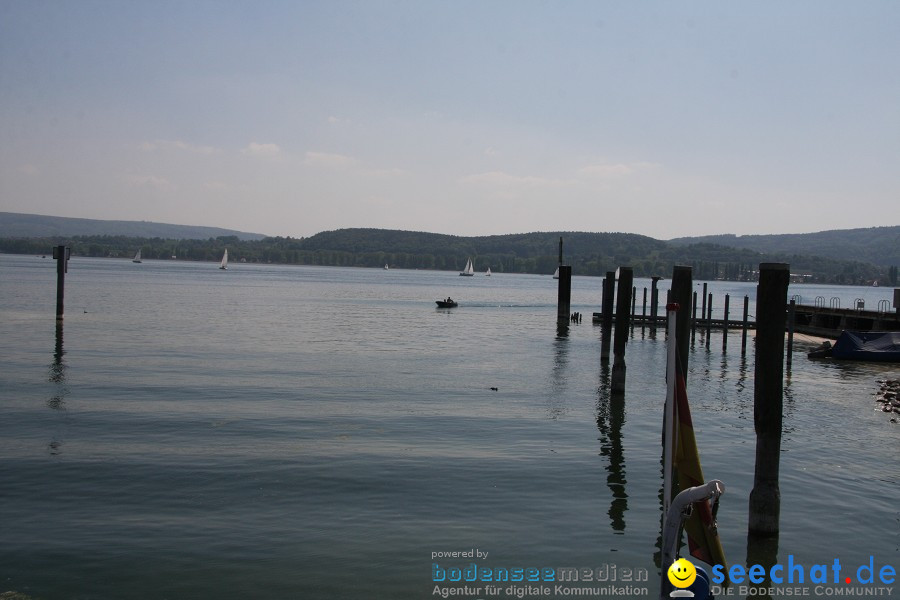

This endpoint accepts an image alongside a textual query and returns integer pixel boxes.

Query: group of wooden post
[556,262,789,538]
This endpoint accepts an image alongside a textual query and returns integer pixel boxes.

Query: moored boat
[809,330,900,362]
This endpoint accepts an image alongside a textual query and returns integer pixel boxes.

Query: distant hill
[669,226,900,267]
[0,215,896,284]
[0,212,267,241]
[284,227,892,284]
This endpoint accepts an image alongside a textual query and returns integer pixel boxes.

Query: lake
[1,254,897,599]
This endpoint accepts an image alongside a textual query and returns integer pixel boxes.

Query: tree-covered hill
[1,227,895,285]
[669,225,900,268]
[0,212,266,241]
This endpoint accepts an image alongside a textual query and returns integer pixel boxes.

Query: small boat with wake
[436,297,458,308]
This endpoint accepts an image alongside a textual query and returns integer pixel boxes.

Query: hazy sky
[1,1,898,239]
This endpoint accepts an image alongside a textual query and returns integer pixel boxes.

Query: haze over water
[1,254,897,599]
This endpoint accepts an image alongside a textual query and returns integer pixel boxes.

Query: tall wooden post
[706,293,713,348]
[671,266,692,377]
[691,291,698,342]
[630,286,636,333]
[723,294,731,350]
[557,265,572,326]
[601,272,615,362]
[650,276,662,331]
[53,245,69,321]
[641,287,647,333]
[611,267,633,392]
[749,263,789,536]
[786,299,796,369]
[742,295,750,356]
[701,282,708,320]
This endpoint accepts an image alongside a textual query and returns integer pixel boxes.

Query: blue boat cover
[831,331,900,362]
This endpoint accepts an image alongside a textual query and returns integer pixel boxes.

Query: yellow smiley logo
[667,558,697,588]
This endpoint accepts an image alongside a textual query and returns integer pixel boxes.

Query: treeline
[670,225,900,268]
[0,229,895,285]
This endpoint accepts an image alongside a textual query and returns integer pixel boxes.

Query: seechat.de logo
[667,558,711,599]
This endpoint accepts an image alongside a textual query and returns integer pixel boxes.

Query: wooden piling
[701,282,708,320]
[742,295,750,356]
[650,277,662,330]
[53,245,69,321]
[748,263,789,537]
[556,265,572,326]
[630,286,636,333]
[611,267,633,392]
[641,287,647,333]
[723,294,730,350]
[601,272,615,362]
[706,293,712,348]
[691,291,698,342]
[671,266,692,377]
[786,299,796,369]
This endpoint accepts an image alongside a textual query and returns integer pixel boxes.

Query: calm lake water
[1,254,898,599]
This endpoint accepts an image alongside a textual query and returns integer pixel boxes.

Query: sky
[1,1,898,240]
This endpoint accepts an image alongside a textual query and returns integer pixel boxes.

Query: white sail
[552,266,559,279]
[485,267,491,276]
[219,249,228,270]
[133,249,142,263]
[460,258,474,276]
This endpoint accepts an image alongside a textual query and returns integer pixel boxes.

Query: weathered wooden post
[630,286,636,333]
[701,282,708,320]
[786,299,796,369]
[557,265,572,326]
[53,245,70,321]
[671,266,692,376]
[641,287,647,333]
[749,263,789,537]
[611,267,633,392]
[706,293,713,348]
[723,294,731,351]
[601,271,615,362]
[650,276,662,330]
[691,291,698,342]
[742,295,750,356]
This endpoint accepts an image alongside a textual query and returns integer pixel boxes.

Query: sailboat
[219,249,228,270]
[485,267,491,276]
[384,264,389,270]
[552,266,559,279]
[132,249,142,263]
[459,258,475,276]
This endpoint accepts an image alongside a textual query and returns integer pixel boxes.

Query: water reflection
[548,324,569,419]
[735,353,749,394]
[48,322,68,455]
[746,533,780,599]
[48,321,68,409]
[596,363,628,534]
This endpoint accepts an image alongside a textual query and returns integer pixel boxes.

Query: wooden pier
[595,287,900,340]
[791,303,899,338]
[623,314,756,330]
